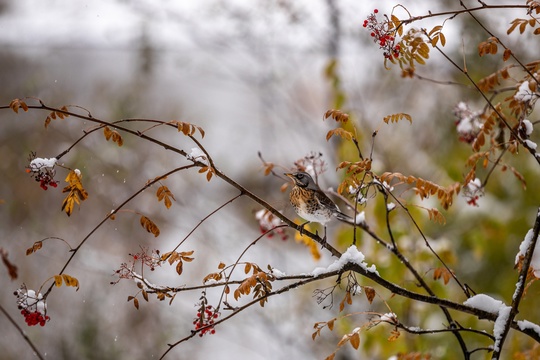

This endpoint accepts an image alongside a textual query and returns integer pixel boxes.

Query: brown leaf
[350,332,361,350]
[0,248,17,280]
[383,113,412,124]
[503,49,512,61]
[140,216,160,237]
[9,98,29,114]
[156,186,175,209]
[364,286,376,304]
[327,319,335,331]
[26,241,43,256]
[133,298,139,309]
[142,290,149,302]
[175,260,183,276]
[326,128,354,142]
[324,109,349,122]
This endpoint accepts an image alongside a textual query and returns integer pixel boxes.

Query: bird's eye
[297,174,303,179]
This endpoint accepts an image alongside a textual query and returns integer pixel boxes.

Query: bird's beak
[284,172,293,179]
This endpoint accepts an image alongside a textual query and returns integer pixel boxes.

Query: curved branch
[0,304,45,360]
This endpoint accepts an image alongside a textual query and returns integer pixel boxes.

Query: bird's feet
[298,221,310,236]
[316,229,327,248]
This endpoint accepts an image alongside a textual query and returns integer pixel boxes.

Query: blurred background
[1,0,540,359]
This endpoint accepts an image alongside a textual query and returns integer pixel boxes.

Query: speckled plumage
[285,172,350,226]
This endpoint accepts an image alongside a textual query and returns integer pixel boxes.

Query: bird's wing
[315,190,340,212]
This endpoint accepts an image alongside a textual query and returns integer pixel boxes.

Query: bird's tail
[334,211,354,224]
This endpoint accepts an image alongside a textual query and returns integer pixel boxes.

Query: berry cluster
[193,304,219,336]
[20,309,50,327]
[363,9,401,59]
[14,285,50,327]
[111,247,162,285]
[463,178,484,207]
[130,247,161,271]
[255,209,287,240]
[26,153,59,190]
[453,102,483,144]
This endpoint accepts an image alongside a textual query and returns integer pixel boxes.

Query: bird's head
[284,171,316,189]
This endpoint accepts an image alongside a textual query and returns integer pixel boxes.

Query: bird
[284,171,351,241]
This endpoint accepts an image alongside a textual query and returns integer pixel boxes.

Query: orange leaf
[326,128,354,142]
[328,319,335,331]
[350,332,361,350]
[364,286,376,304]
[9,98,29,114]
[140,216,160,237]
[61,170,88,216]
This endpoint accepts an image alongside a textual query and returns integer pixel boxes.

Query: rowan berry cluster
[20,309,50,327]
[14,285,50,327]
[26,153,59,190]
[363,9,401,59]
[193,304,219,336]
[255,209,287,240]
[453,102,483,144]
[463,178,484,207]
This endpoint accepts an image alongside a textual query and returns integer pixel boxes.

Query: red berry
[374,9,379,13]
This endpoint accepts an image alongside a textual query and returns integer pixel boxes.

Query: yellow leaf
[61,170,88,216]
[54,275,63,287]
[62,274,80,290]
